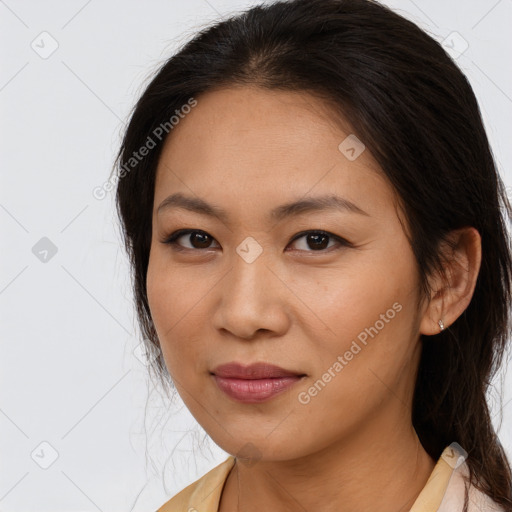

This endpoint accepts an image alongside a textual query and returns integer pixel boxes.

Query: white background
[1,1,511,511]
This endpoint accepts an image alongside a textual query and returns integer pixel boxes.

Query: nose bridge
[213,241,289,338]
[226,243,273,312]
[229,234,272,295]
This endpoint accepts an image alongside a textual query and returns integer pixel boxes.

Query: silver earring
[438,319,445,332]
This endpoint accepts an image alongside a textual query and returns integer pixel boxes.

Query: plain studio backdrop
[1,0,511,511]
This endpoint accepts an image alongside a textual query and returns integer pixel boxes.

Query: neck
[219,414,436,512]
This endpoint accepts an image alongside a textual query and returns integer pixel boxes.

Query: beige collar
[158,446,504,512]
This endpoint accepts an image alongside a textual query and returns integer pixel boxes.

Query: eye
[287,230,349,252]
[162,229,219,250]
[162,229,350,253]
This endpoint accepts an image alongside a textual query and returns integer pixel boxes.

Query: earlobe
[419,227,482,337]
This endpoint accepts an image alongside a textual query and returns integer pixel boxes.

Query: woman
[113,0,512,510]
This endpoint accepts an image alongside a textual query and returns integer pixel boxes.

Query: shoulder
[156,456,235,512]
[438,460,506,512]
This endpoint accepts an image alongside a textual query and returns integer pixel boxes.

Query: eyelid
[287,230,351,251]
[161,229,220,250]
[161,228,352,252]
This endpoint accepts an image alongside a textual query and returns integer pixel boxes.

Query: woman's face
[147,86,428,461]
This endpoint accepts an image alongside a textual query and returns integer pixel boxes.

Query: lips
[211,362,306,403]
[211,362,304,379]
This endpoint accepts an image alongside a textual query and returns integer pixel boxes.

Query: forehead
[157,85,356,167]
[153,86,394,219]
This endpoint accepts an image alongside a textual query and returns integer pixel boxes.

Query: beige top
[157,445,505,512]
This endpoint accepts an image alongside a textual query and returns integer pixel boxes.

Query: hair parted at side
[113,0,512,508]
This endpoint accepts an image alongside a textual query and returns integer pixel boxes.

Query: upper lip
[211,362,305,379]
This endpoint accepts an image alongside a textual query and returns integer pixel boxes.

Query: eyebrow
[156,192,369,223]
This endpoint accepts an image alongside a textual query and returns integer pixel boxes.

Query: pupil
[192,232,211,248]
[308,233,328,250]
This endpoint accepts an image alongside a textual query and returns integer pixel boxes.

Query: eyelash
[161,229,352,253]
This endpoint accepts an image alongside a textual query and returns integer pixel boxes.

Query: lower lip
[212,375,304,403]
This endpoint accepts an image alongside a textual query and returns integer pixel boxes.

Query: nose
[212,248,291,340]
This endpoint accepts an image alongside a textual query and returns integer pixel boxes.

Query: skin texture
[146,85,482,512]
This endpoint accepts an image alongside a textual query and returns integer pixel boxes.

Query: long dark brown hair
[113,0,512,508]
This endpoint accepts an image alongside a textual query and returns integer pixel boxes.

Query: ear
[420,227,482,336]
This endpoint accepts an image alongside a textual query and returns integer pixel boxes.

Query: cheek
[300,240,421,388]
[314,245,416,336]
[146,249,209,377]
